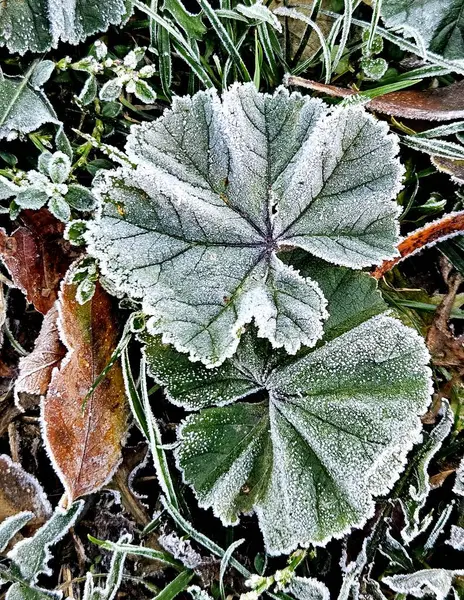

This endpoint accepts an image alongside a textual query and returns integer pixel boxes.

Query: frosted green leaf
[78,75,98,106]
[381,0,464,67]
[382,569,464,600]
[143,259,387,410]
[66,185,97,211]
[285,577,330,600]
[399,402,453,544]
[147,313,431,554]
[100,79,124,102]
[30,61,55,90]
[133,80,157,104]
[5,583,59,600]
[7,501,83,583]
[0,68,60,141]
[236,1,282,31]
[0,512,33,553]
[48,195,71,222]
[0,0,131,55]
[15,188,48,210]
[87,83,403,366]
[48,152,71,185]
[454,456,464,496]
[0,176,19,201]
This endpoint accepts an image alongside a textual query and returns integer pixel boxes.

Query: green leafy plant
[0,150,96,221]
[86,83,404,367]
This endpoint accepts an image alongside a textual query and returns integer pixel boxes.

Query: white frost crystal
[88,83,403,367]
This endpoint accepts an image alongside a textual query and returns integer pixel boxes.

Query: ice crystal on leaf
[87,83,403,367]
[143,258,432,555]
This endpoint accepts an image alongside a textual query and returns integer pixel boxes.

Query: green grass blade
[196,0,251,81]
[153,570,195,600]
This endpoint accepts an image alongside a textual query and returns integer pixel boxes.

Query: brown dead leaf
[432,156,464,184]
[0,454,52,527]
[286,77,464,121]
[372,212,464,279]
[14,306,66,411]
[43,280,128,503]
[0,209,79,315]
[426,268,464,371]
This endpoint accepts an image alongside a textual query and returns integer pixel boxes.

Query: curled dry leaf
[43,280,128,503]
[372,212,464,279]
[286,77,464,121]
[0,208,78,315]
[14,306,66,411]
[0,454,52,529]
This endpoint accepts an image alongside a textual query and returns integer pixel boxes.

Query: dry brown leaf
[43,280,128,503]
[0,209,78,315]
[0,454,52,528]
[372,212,464,279]
[432,157,464,184]
[14,306,66,411]
[286,77,464,121]
[426,269,464,371]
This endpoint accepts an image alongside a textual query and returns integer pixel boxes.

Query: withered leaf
[0,209,78,315]
[43,280,128,503]
[426,270,464,372]
[286,77,464,121]
[0,454,52,529]
[432,157,464,184]
[372,212,464,279]
[14,306,66,411]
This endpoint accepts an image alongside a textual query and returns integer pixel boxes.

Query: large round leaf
[143,265,432,554]
[88,83,403,367]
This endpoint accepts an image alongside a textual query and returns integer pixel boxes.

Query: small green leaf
[100,79,124,102]
[48,152,71,184]
[0,512,33,553]
[30,61,55,89]
[78,75,98,106]
[66,185,96,211]
[133,80,157,104]
[0,176,19,201]
[101,102,122,118]
[361,57,388,80]
[65,220,88,246]
[15,188,48,210]
[48,195,71,222]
